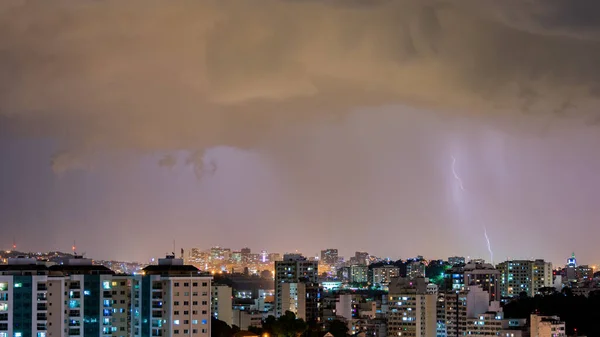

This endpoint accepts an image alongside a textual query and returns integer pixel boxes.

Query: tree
[272,311,308,337]
[561,287,573,297]
[327,320,349,337]
[248,326,263,335]
[262,315,277,335]
[212,317,233,337]
[232,325,241,334]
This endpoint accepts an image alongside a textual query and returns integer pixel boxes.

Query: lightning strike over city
[1,1,600,335]
[451,155,495,264]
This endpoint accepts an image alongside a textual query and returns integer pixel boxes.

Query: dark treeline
[212,312,350,337]
[503,290,600,336]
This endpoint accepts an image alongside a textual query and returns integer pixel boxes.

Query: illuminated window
[14,283,22,288]
[0,283,7,291]
[174,320,180,325]
[102,281,111,290]
[0,304,8,311]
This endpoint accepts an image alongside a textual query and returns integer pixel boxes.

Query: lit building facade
[0,255,132,337]
[0,257,50,337]
[447,257,465,266]
[320,250,339,266]
[350,265,368,284]
[211,285,232,325]
[387,277,437,337]
[406,262,426,279]
[371,265,400,289]
[444,262,500,302]
[274,254,319,322]
[136,255,212,337]
[497,260,552,298]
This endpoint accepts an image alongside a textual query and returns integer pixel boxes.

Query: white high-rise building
[441,285,523,337]
[211,285,233,325]
[335,294,353,321]
[387,277,437,337]
[274,254,319,322]
[133,254,213,337]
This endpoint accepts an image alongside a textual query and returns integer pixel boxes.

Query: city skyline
[2,2,600,267]
[0,245,591,269]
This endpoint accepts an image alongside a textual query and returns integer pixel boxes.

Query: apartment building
[211,285,232,325]
[497,260,552,298]
[274,254,318,321]
[387,277,437,337]
[136,255,212,337]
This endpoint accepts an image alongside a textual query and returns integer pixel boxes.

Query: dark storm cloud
[482,0,600,40]
[0,0,599,170]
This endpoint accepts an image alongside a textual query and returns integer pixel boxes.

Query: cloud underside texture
[1,0,599,172]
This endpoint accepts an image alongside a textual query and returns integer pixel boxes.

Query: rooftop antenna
[12,236,16,251]
[72,240,77,255]
[173,239,176,256]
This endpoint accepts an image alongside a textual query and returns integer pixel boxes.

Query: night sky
[1,1,600,264]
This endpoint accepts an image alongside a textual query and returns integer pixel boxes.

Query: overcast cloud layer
[1,0,600,169]
[1,1,600,262]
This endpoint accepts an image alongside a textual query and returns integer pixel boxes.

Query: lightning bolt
[451,155,465,191]
[484,226,494,264]
[451,155,494,264]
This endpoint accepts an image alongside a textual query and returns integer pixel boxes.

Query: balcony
[37,304,48,311]
[36,314,47,321]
